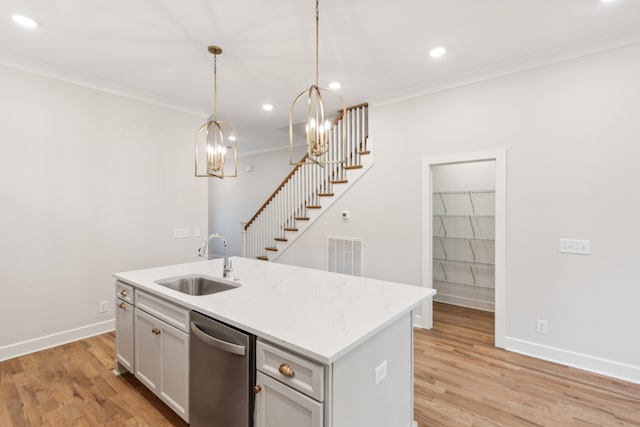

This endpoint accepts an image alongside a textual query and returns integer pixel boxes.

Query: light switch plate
[559,239,590,255]
[173,228,190,239]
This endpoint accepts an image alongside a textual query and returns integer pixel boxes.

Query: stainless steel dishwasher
[190,310,256,427]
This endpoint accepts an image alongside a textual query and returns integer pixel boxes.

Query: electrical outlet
[99,300,108,313]
[375,360,387,384]
[559,239,590,255]
[536,319,548,335]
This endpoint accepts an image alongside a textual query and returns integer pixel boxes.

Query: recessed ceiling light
[262,104,273,111]
[12,14,38,28]
[600,0,616,2]
[329,82,341,90]
[429,46,447,58]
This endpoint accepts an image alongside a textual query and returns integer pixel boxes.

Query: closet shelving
[433,190,495,288]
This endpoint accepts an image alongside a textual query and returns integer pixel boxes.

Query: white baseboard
[434,293,495,312]
[505,337,640,385]
[0,319,115,362]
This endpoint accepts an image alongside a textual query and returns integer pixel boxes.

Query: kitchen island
[114,256,435,427]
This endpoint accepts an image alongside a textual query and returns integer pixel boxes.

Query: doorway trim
[420,149,506,348]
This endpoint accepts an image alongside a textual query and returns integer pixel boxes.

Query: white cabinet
[255,371,322,427]
[114,281,134,374]
[134,308,161,391]
[115,298,135,372]
[134,307,189,422]
[255,340,323,427]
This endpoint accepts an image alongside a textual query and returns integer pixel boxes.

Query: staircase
[241,103,372,262]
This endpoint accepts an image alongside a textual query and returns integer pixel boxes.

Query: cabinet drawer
[255,371,322,427]
[115,281,134,304]
[257,340,324,402]
[135,290,189,333]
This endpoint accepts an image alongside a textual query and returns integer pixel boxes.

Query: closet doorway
[420,150,506,348]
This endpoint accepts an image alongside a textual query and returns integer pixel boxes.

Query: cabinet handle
[253,385,262,394]
[120,290,128,297]
[119,302,126,309]
[279,363,295,378]
[151,328,161,335]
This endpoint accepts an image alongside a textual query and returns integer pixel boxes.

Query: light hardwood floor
[1,303,639,426]
[0,334,187,426]
[414,302,640,426]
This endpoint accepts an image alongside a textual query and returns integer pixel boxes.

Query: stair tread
[330,179,348,184]
[274,237,288,242]
[358,150,371,155]
[307,205,322,209]
[256,256,269,261]
[284,227,299,231]
[295,217,310,221]
[344,165,363,170]
[265,247,278,251]
[318,193,334,197]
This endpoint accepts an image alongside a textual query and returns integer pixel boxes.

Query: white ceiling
[2,0,640,153]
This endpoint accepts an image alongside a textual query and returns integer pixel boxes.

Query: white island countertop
[114,257,435,364]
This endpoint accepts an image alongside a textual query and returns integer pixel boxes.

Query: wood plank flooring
[414,302,640,426]
[1,303,639,426]
[0,333,187,426]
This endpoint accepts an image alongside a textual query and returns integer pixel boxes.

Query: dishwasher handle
[191,321,246,356]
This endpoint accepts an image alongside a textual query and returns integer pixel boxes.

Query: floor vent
[328,237,363,276]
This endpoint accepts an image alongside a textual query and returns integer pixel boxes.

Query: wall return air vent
[328,237,362,276]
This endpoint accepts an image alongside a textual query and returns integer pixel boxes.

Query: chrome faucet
[198,233,232,278]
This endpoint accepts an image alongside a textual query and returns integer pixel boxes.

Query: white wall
[432,162,495,192]
[278,43,640,382]
[0,65,207,359]
[207,146,305,258]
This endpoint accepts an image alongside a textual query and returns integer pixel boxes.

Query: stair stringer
[269,144,374,262]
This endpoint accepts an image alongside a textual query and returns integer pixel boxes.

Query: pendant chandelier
[289,0,346,166]
[195,45,238,178]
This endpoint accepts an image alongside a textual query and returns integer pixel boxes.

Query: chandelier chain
[315,0,319,86]
[213,53,217,116]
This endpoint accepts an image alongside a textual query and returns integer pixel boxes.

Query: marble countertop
[114,257,435,364]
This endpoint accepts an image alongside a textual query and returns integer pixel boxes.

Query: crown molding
[0,51,208,118]
[370,26,640,108]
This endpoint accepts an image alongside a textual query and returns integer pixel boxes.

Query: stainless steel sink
[155,275,239,296]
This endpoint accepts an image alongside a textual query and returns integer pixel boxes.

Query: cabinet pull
[120,290,128,297]
[119,302,126,309]
[279,363,295,378]
[151,327,161,335]
[253,385,262,394]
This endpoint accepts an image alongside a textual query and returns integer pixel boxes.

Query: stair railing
[242,103,368,260]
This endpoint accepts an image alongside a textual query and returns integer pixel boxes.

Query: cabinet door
[115,299,134,373]
[255,372,322,427]
[159,322,189,421]
[135,308,161,394]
